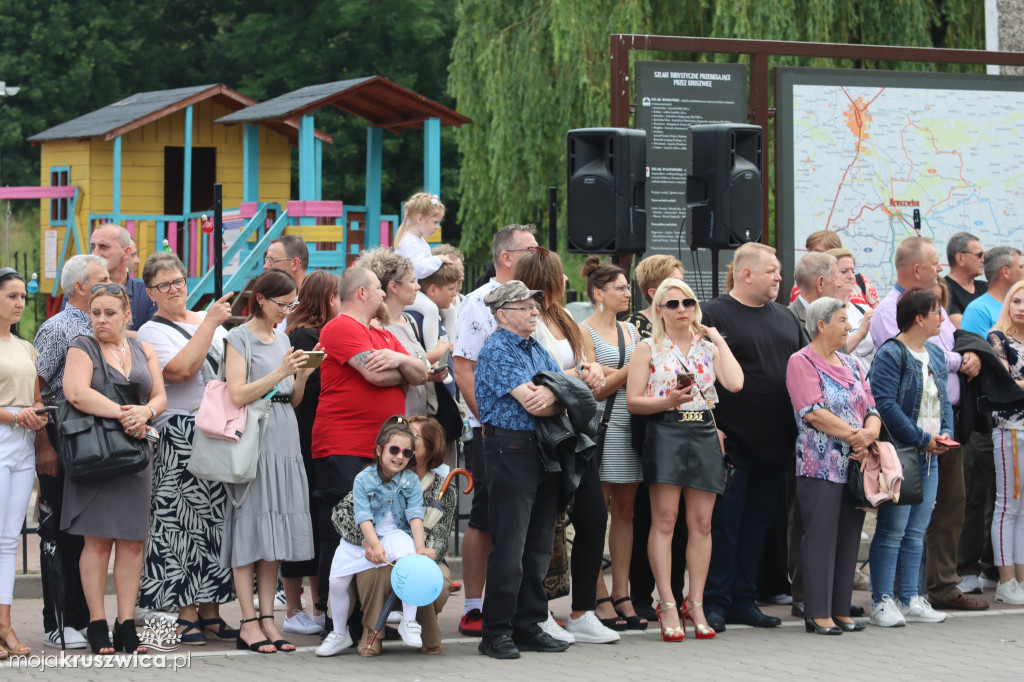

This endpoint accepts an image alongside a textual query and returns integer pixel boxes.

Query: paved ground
[4,587,1023,680]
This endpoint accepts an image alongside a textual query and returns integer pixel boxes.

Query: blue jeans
[869,451,940,605]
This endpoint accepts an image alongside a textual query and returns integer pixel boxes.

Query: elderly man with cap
[475,281,568,660]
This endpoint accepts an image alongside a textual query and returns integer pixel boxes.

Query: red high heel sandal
[681,599,716,640]
[656,601,685,642]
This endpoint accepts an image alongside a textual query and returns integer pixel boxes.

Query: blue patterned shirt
[475,327,562,431]
[61,276,158,331]
[34,304,92,402]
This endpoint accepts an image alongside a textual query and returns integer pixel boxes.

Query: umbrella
[371,469,474,644]
[36,496,66,649]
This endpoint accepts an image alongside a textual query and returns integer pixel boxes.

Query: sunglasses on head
[91,283,127,296]
[386,444,415,459]
[658,298,697,310]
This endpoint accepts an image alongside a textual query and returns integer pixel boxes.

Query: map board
[776,67,1024,295]
[635,61,748,299]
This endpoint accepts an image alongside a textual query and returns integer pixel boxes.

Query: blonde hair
[825,247,854,263]
[991,280,1024,336]
[806,230,842,251]
[731,242,776,277]
[894,236,933,271]
[650,278,703,344]
[394,192,445,248]
[635,254,684,304]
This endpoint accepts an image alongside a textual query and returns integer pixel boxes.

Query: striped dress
[584,322,643,483]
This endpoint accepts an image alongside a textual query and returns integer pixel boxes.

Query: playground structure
[22,77,469,306]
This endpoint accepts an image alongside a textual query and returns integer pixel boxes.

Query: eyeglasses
[959,250,985,258]
[503,303,541,312]
[386,444,415,459]
[658,298,697,310]
[925,310,943,317]
[264,296,299,312]
[264,256,293,265]
[91,283,127,296]
[148,277,186,293]
[506,245,548,255]
[605,285,631,294]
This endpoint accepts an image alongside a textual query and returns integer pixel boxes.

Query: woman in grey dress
[62,283,167,654]
[222,268,317,654]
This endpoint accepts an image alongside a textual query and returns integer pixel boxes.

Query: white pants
[992,428,1024,566]
[0,408,36,605]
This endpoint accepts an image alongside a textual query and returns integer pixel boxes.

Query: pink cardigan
[859,440,904,507]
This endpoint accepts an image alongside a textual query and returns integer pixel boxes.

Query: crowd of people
[1,209,1022,662]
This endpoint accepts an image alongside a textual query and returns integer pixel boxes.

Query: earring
[598,301,604,314]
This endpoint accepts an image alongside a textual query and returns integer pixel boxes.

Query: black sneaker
[513,631,570,653]
[478,634,520,659]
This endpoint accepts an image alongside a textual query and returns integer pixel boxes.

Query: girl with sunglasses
[625,278,743,642]
[317,419,435,656]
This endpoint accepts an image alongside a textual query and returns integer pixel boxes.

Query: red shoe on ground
[459,609,483,636]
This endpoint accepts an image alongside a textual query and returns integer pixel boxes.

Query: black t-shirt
[701,293,805,463]
[288,326,321,465]
[944,276,987,317]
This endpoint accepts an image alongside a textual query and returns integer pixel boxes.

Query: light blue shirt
[960,292,1003,337]
[352,467,424,534]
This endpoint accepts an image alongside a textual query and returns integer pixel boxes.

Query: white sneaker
[958,574,983,594]
[565,611,620,644]
[900,595,947,623]
[253,587,293,612]
[315,630,352,657]
[283,609,323,635]
[44,627,88,649]
[979,575,1000,591]
[398,620,422,648]
[869,595,906,627]
[539,611,575,644]
[311,610,326,630]
[995,579,1024,605]
[385,610,403,625]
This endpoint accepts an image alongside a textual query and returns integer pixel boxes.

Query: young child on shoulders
[316,420,435,657]
[395,193,453,356]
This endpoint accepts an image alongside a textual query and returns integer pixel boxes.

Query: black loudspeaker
[686,123,762,249]
[567,128,646,254]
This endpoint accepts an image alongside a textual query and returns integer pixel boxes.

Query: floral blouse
[786,347,878,483]
[644,333,719,411]
[989,331,1024,430]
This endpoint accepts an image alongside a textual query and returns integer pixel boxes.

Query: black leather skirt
[642,411,726,494]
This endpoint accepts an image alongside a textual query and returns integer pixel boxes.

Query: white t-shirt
[453,279,501,427]
[909,347,942,438]
[137,311,229,424]
[396,233,444,280]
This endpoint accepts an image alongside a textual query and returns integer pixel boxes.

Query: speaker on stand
[685,123,763,297]
[566,128,647,254]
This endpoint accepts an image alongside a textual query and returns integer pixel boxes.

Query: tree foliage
[448,0,986,262]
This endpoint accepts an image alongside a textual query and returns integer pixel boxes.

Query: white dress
[329,513,415,579]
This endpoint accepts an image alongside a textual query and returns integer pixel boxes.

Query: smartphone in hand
[300,350,326,369]
[935,437,960,448]
[676,372,695,391]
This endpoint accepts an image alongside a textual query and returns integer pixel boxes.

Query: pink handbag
[195,379,247,442]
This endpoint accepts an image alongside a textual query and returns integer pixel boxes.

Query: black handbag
[848,340,924,507]
[56,336,150,482]
[433,383,464,442]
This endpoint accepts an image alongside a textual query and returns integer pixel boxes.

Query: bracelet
[149,405,157,419]
[11,410,19,431]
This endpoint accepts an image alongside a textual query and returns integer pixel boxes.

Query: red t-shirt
[312,314,409,459]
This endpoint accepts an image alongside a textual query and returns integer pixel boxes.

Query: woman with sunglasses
[62,281,167,654]
[221,268,317,654]
[0,267,47,659]
[136,253,237,645]
[511,250,618,645]
[626,279,743,642]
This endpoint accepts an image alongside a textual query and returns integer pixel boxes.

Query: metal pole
[4,200,11,267]
[213,184,223,300]
[547,186,557,252]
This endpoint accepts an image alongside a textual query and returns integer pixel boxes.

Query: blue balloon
[391,554,443,607]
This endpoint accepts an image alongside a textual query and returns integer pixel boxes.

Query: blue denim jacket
[352,467,424,534]
[867,339,954,452]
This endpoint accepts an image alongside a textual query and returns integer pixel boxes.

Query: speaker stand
[711,248,720,299]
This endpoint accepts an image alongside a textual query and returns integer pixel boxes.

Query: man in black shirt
[700,243,805,632]
[943,231,987,329]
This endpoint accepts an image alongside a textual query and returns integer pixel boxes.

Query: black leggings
[567,464,608,612]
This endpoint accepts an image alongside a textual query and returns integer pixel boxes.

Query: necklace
[102,338,128,373]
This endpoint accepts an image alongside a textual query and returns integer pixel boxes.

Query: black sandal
[86,620,114,655]
[259,615,295,652]
[112,619,149,653]
[613,596,649,631]
[235,617,276,654]
[595,597,628,631]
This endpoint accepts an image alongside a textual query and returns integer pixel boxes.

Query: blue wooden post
[298,115,315,226]
[315,137,323,201]
[183,105,194,219]
[112,135,122,223]
[243,123,260,203]
[423,117,441,197]
[365,126,383,248]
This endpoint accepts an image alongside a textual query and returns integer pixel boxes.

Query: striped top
[584,321,642,483]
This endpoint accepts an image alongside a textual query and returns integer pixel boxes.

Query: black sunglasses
[386,444,415,459]
[91,283,127,296]
[659,298,697,310]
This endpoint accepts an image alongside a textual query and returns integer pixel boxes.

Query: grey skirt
[642,411,726,494]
